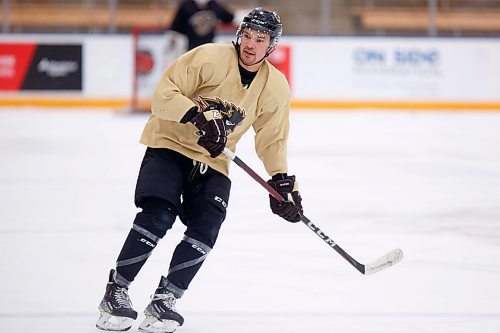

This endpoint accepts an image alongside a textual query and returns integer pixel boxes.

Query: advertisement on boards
[134,31,188,102]
[0,43,82,91]
[292,38,500,102]
[267,44,292,88]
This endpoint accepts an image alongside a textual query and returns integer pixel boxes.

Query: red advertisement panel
[0,43,36,91]
[267,44,291,89]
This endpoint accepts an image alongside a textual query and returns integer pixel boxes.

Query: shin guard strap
[114,270,132,288]
[117,252,152,267]
[182,235,212,254]
[168,236,212,275]
[132,223,161,243]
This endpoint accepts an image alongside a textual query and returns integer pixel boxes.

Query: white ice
[0,108,499,333]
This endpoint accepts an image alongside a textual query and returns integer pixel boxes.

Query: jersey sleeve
[252,81,291,176]
[150,51,201,122]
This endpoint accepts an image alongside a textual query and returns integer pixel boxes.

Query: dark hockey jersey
[170,0,234,50]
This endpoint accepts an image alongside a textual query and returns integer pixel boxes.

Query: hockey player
[170,0,234,50]
[96,7,303,333]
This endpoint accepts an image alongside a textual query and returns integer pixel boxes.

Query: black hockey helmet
[234,7,282,58]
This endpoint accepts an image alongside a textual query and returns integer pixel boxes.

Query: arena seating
[350,0,500,35]
[1,1,500,35]
[1,3,176,32]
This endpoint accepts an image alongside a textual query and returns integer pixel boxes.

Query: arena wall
[1,34,499,110]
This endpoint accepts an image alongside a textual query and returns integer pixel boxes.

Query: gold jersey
[140,43,291,177]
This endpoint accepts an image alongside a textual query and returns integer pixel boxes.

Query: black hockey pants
[115,147,231,297]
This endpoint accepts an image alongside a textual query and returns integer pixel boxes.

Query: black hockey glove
[189,105,227,158]
[267,173,303,223]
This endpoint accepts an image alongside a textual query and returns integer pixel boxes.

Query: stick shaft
[223,148,284,202]
[222,148,366,274]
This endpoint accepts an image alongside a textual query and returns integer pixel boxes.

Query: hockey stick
[222,148,403,275]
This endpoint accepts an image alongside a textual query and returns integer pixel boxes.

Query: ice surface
[0,108,499,332]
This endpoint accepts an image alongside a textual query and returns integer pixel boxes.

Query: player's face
[238,28,271,70]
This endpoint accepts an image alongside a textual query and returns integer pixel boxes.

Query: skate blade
[96,311,134,331]
[138,315,180,333]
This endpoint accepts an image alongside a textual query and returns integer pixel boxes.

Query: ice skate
[96,269,138,331]
[138,276,184,333]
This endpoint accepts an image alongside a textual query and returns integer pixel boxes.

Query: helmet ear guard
[234,7,282,58]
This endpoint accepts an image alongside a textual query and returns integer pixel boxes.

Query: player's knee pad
[183,170,231,248]
[184,200,227,248]
[133,197,177,238]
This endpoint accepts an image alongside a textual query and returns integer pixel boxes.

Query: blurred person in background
[170,0,234,50]
[96,7,304,333]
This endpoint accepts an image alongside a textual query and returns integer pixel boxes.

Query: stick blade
[364,248,404,275]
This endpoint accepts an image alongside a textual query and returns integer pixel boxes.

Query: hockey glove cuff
[189,105,227,158]
[267,173,303,223]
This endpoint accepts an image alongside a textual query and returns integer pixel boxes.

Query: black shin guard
[165,236,212,295]
[115,226,158,286]
[116,199,176,286]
